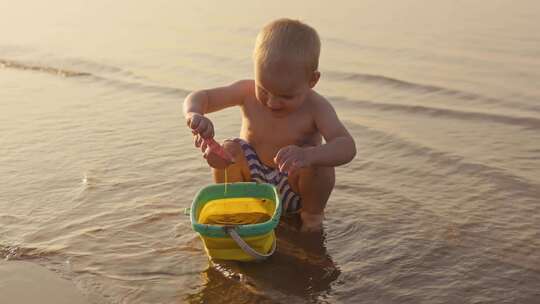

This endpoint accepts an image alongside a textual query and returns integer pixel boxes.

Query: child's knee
[217,139,250,182]
[310,166,334,179]
[288,166,335,200]
[295,166,335,186]
[222,140,244,164]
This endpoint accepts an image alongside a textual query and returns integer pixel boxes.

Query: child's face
[254,62,318,118]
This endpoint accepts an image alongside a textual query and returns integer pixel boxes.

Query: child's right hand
[186,113,214,139]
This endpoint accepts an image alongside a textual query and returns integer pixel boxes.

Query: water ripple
[0,58,190,96]
[335,96,540,129]
[326,70,540,113]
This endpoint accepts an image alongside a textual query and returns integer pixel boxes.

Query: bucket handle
[224,226,276,261]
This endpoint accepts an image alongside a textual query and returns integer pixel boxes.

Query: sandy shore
[0,261,88,304]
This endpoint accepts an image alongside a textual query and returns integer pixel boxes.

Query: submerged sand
[0,261,88,304]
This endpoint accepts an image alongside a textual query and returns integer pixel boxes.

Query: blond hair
[253,18,321,76]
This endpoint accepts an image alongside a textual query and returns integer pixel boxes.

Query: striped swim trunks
[232,138,301,213]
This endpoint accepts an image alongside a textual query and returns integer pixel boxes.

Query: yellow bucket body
[197,197,276,261]
[199,230,275,261]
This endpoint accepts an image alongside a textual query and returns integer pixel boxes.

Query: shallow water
[1,0,540,303]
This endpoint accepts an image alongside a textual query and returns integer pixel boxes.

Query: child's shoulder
[228,79,255,94]
[307,90,335,113]
[232,79,256,99]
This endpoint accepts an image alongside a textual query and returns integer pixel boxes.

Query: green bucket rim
[190,182,282,238]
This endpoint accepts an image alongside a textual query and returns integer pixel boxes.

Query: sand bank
[0,261,88,304]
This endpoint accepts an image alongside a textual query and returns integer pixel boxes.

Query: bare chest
[240,98,321,167]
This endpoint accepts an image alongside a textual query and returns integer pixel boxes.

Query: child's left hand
[273,145,311,175]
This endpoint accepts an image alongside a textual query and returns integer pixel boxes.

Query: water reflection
[186,215,341,303]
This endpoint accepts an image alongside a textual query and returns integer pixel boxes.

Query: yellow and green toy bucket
[189,182,282,262]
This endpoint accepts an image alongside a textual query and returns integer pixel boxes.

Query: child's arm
[274,98,356,172]
[183,80,252,138]
[308,99,356,166]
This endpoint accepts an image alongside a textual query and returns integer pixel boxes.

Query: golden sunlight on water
[1,0,540,303]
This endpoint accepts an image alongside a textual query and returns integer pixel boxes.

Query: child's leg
[288,166,335,232]
[212,140,251,183]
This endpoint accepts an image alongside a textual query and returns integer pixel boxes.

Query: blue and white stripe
[234,138,301,213]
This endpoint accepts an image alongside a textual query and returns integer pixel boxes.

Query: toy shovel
[202,138,235,168]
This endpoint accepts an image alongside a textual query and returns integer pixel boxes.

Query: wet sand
[0,261,88,304]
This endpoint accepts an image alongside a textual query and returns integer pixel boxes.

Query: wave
[0,58,190,96]
[87,74,190,96]
[325,70,540,113]
[0,244,62,260]
[343,121,540,195]
[334,96,540,129]
[0,58,90,77]
[326,70,445,93]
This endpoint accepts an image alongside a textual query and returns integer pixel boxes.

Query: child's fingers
[201,122,214,139]
[200,141,208,154]
[194,120,205,134]
[200,127,214,139]
[274,146,292,165]
[194,134,203,148]
[287,163,300,176]
[188,115,201,130]
[194,119,213,139]
[278,157,295,173]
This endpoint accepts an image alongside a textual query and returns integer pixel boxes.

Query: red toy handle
[202,138,234,163]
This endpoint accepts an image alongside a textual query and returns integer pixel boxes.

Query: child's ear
[309,71,320,88]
